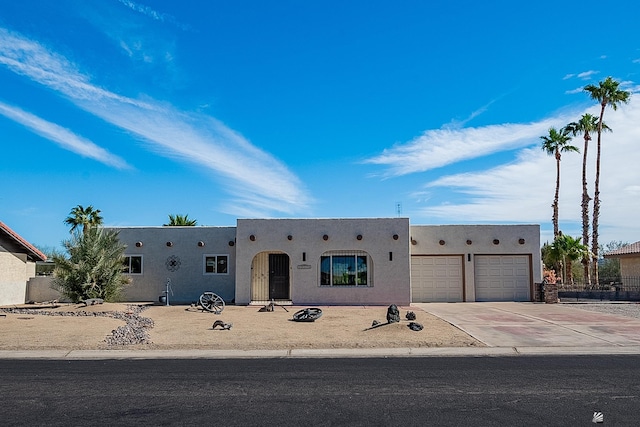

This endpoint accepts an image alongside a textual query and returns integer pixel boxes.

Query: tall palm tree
[64,205,103,235]
[164,214,197,226]
[564,114,610,285]
[549,234,590,285]
[540,127,579,238]
[583,77,630,284]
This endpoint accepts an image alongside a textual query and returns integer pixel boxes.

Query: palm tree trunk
[592,104,606,285]
[567,258,574,285]
[553,150,561,237]
[581,135,591,286]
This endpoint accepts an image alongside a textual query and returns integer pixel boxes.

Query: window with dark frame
[204,255,229,274]
[123,255,143,274]
[320,251,370,286]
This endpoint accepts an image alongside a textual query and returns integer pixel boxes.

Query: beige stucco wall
[409,224,542,301]
[235,218,411,306]
[100,221,542,305]
[0,248,30,306]
[109,226,237,303]
[620,257,640,277]
[25,276,70,302]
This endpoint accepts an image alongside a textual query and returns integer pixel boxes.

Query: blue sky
[1,0,639,252]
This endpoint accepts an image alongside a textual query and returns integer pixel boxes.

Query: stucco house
[108,218,542,305]
[0,221,47,306]
[604,241,640,277]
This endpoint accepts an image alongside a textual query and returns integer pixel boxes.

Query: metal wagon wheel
[292,307,323,322]
[199,292,225,314]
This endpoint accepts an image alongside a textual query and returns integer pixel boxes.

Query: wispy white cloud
[578,70,599,80]
[363,116,572,177]
[444,99,498,130]
[0,28,153,107]
[0,26,311,216]
[0,100,130,169]
[365,82,639,243]
[565,87,584,95]
[410,97,639,243]
[116,0,191,31]
[564,70,599,81]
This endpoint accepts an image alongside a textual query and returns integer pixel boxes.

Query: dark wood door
[269,254,290,300]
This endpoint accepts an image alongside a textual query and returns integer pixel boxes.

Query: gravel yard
[569,302,640,319]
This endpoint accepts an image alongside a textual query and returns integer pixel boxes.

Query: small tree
[598,241,628,282]
[547,234,590,285]
[52,227,130,302]
[164,214,197,226]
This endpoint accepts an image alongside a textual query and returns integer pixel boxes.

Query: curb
[2,346,640,360]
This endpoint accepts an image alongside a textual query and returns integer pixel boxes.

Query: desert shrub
[52,227,130,302]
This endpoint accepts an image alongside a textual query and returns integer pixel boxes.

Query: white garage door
[474,255,530,301]
[411,256,464,302]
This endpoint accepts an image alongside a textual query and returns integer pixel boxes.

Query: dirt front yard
[0,302,482,351]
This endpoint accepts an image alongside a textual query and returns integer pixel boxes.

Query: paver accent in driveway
[413,302,640,348]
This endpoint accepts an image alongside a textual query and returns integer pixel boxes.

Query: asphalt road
[1,356,639,426]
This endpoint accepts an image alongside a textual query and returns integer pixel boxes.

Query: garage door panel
[411,255,463,302]
[475,255,530,302]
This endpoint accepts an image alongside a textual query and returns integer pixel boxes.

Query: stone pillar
[544,283,558,304]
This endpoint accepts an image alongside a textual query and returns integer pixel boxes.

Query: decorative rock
[0,304,154,346]
[371,320,380,327]
[408,322,423,331]
[405,311,416,321]
[386,304,400,323]
[212,320,233,330]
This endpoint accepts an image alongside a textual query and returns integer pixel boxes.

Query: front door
[269,254,290,300]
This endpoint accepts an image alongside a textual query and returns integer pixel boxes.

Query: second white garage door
[411,255,464,302]
[474,255,530,301]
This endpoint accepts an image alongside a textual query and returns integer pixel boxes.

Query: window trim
[203,254,230,275]
[123,255,143,275]
[319,250,372,287]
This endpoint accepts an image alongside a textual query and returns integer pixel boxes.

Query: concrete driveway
[414,302,640,349]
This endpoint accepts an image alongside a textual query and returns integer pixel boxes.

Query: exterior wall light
[519,238,525,244]
[166,241,173,247]
[228,240,235,247]
[287,235,293,241]
[323,234,329,241]
[357,234,363,241]
[197,241,205,247]
[249,235,256,241]
[411,238,417,245]
[493,239,500,245]
[466,239,472,245]
[439,240,445,245]
[393,234,399,240]
[135,241,143,247]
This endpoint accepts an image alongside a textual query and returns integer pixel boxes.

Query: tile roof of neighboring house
[0,221,47,262]
[603,241,640,257]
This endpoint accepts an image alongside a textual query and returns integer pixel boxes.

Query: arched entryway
[250,251,291,303]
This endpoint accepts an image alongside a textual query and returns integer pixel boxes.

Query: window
[123,255,143,274]
[320,251,370,286]
[204,255,229,275]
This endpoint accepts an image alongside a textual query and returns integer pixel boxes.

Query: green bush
[52,227,130,302]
